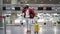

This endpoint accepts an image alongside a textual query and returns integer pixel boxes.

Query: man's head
[24,4,29,9]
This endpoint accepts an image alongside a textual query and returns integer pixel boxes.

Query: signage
[0,16,5,18]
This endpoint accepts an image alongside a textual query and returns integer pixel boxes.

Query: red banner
[0,16,5,18]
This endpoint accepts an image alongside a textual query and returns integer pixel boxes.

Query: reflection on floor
[0,29,3,34]
[6,23,60,34]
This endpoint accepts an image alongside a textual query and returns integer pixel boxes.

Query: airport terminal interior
[0,0,60,34]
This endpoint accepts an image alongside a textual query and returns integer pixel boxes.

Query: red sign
[0,16,5,18]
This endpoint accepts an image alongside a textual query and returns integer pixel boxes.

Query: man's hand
[30,14,34,18]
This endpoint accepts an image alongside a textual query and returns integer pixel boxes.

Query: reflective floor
[0,29,3,34]
[6,23,60,34]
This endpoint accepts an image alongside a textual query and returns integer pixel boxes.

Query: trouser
[26,18,34,29]
[34,32,38,34]
[30,19,34,24]
[26,18,31,34]
[26,18,31,30]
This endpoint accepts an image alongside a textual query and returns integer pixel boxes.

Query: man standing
[22,4,35,33]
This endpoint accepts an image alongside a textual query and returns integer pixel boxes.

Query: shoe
[26,30,31,33]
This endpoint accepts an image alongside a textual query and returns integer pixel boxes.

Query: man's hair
[25,5,29,9]
[24,4,29,9]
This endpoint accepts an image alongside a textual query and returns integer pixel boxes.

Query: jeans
[26,18,31,30]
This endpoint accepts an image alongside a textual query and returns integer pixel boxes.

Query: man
[22,4,35,33]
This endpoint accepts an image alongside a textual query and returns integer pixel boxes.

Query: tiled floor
[6,23,60,34]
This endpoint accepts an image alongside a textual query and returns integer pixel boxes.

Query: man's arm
[22,8,24,13]
[31,9,35,16]
[22,8,25,16]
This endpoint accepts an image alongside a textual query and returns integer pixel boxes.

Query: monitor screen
[46,7,52,10]
[15,7,20,10]
[3,7,6,10]
[38,7,43,10]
